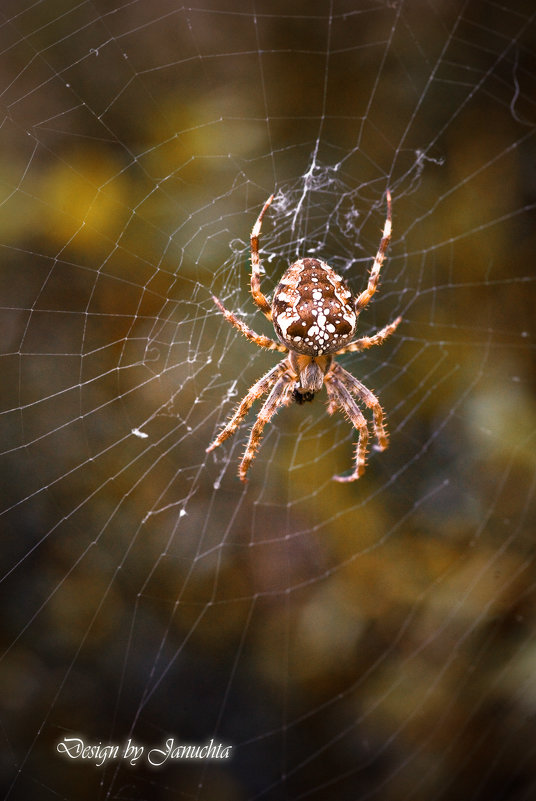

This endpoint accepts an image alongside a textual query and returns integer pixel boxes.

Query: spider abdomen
[272,258,357,356]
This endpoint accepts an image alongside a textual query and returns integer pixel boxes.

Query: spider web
[1,1,535,799]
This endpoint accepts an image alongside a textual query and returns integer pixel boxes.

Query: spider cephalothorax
[207,192,402,482]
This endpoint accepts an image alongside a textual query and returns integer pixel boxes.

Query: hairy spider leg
[330,362,389,452]
[206,360,291,454]
[239,372,294,481]
[324,373,369,482]
[211,295,287,352]
[250,194,275,320]
[335,315,402,355]
[355,190,392,315]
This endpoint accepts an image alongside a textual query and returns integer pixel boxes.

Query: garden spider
[207,191,402,482]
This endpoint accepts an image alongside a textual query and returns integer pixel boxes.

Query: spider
[206,191,402,482]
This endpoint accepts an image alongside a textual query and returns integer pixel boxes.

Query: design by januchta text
[56,736,232,767]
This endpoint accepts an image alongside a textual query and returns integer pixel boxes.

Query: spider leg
[211,295,287,352]
[239,371,294,481]
[250,194,274,320]
[324,373,369,482]
[330,362,389,451]
[206,360,290,455]
[334,315,402,355]
[355,190,392,315]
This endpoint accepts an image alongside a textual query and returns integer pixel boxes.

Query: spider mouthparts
[293,389,315,404]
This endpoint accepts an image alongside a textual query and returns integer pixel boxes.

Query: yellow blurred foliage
[37,150,130,250]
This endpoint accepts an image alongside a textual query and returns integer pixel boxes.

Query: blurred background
[0,0,535,799]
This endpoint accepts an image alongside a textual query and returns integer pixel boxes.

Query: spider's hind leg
[250,194,275,320]
[354,190,392,315]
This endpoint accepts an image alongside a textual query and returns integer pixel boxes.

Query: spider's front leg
[331,363,389,452]
[239,371,294,481]
[206,360,290,456]
[324,372,369,482]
